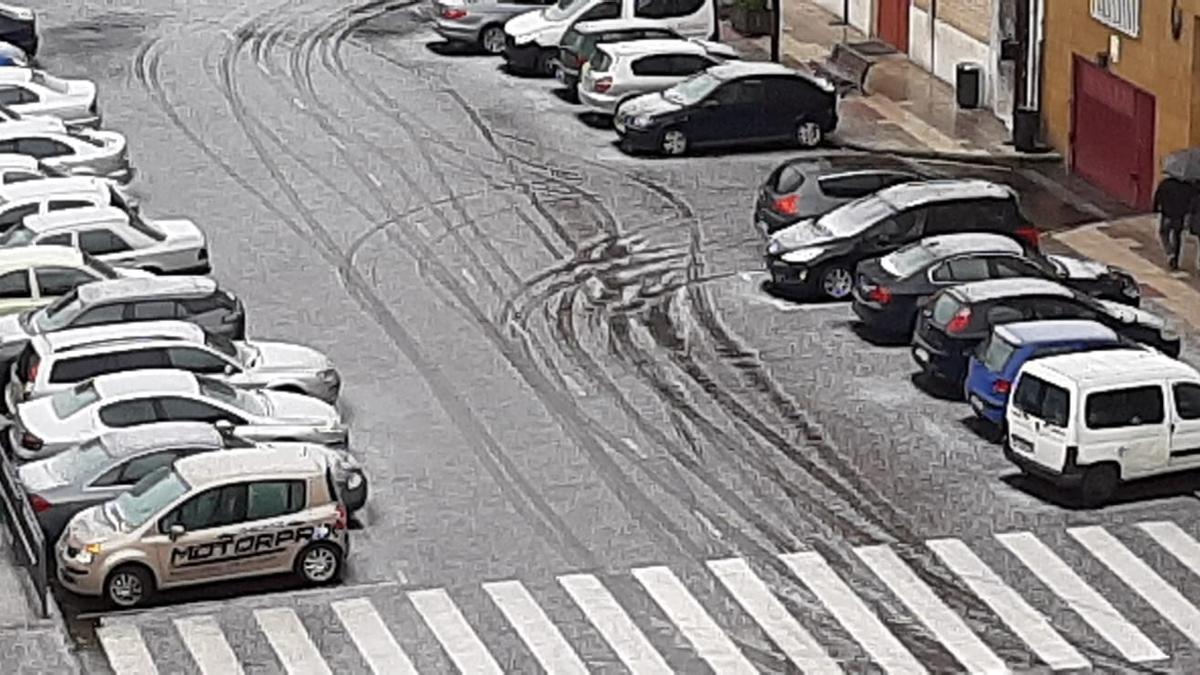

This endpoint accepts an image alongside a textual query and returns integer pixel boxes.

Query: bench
[807,42,874,95]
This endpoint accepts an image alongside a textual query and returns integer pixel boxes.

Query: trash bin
[1013,107,1039,152]
[955,63,982,109]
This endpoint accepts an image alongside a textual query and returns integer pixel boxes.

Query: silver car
[6,368,348,461]
[578,38,726,115]
[20,422,367,544]
[0,127,130,183]
[432,0,553,55]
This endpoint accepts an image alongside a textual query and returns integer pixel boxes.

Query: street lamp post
[770,0,781,62]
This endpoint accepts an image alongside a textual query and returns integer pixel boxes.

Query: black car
[911,278,1179,389]
[614,61,837,156]
[0,5,34,58]
[554,23,680,99]
[766,179,1038,300]
[853,233,1141,337]
[755,157,931,235]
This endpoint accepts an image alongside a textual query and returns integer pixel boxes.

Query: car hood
[1047,254,1112,280]
[505,9,551,41]
[251,341,329,372]
[18,459,66,492]
[260,389,341,425]
[17,396,94,444]
[148,217,205,248]
[4,117,67,134]
[64,504,119,548]
[767,218,841,255]
[620,92,684,118]
[65,78,97,102]
[0,311,27,342]
[1096,299,1166,329]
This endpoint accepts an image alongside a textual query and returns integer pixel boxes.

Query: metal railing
[0,447,48,618]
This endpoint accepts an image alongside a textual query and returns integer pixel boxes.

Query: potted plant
[731,0,773,37]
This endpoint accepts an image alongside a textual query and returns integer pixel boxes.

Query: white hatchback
[0,67,100,128]
[579,38,726,115]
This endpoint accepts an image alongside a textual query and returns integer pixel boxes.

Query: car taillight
[1015,226,1040,249]
[772,194,799,215]
[334,503,348,530]
[993,379,1011,394]
[946,308,972,334]
[593,77,613,93]
[20,431,42,450]
[198,247,208,261]
[441,8,467,19]
[574,54,587,67]
[868,286,893,304]
[28,494,51,513]
[25,358,38,382]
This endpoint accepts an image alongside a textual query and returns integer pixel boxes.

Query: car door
[0,86,24,108]
[1168,381,1200,469]
[0,267,32,315]
[68,301,126,328]
[152,482,248,585]
[0,201,38,234]
[97,398,160,430]
[1083,385,1169,477]
[765,77,824,139]
[128,300,179,322]
[1028,296,1098,322]
[78,228,135,264]
[33,266,101,304]
[986,255,1048,281]
[691,78,769,145]
[857,208,924,258]
[628,55,685,97]
[164,345,240,380]
[154,395,248,426]
[632,0,708,36]
[15,137,72,159]
[234,480,310,575]
[47,199,95,214]
[928,255,992,290]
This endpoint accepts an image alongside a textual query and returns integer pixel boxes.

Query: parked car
[964,320,1124,427]
[432,0,550,55]
[21,422,366,544]
[6,368,348,460]
[0,127,129,183]
[9,320,341,411]
[0,276,246,368]
[0,245,148,319]
[503,0,718,76]
[0,206,209,275]
[766,181,1038,300]
[615,61,837,156]
[852,233,1142,336]
[1005,348,1200,506]
[754,156,930,235]
[0,68,99,128]
[0,176,122,234]
[911,278,1180,389]
[55,445,350,608]
[579,39,725,114]
[0,5,35,57]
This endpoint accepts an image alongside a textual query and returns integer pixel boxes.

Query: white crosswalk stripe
[559,572,673,674]
[174,615,244,674]
[254,607,332,675]
[483,579,589,674]
[96,622,158,675]
[330,597,418,675]
[407,588,503,674]
[1140,520,1200,579]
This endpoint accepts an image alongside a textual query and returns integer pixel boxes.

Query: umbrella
[1164,148,1200,181]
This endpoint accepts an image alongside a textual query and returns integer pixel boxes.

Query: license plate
[914,347,929,363]
[1012,436,1034,454]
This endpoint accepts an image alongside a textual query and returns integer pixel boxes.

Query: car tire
[659,127,689,156]
[535,50,555,77]
[478,25,505,55]
[794,119,823,148]
[817,264,854,300]
[104,564,155,609]
[295,541,343,586]
[1077,464,1119,508]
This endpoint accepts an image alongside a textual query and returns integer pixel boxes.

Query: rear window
[818,174,885,199]
[931,293,964,326]
[881,242,938,279]
[0,225,35,247]
[979,333,1018,372]
[1012,374,1070,427]
[590,52,612,72]
[772,164,805,193]
[1085,386,1165,429]
[50,379,100,419]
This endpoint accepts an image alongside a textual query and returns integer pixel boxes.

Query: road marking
[559,573,672,674]
[396,568,410,585]
[331,598,418,675]
[1140,520,1200,579]
[1070,526,1200,647]
[631,565,757,674]
[927,538,1088,671]
[780,551,926,674]
[483,580,588,674]
[292,97,307,110]
[561,373,587,397]
[414,222,430,238]
[257,60,270,76]
[254,607,332,675]
[855,545,1006,674]
[367,172,382,188]
[96,623,158,675]
[408,588,503,674]
[996,531,1165,662]
[174,615,244,674]
[460,268,478,287]
[707,558,841,673]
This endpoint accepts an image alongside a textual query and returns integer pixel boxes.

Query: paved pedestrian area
[91,518,1200,673]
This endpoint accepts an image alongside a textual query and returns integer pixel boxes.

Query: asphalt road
[24,0,1200,672]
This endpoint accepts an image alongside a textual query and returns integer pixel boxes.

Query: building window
[1091,0,1140,38]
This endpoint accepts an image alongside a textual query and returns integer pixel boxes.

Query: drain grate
[846,40,898,56]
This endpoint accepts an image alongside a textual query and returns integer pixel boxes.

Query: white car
[0,176,137,235]
[0,245,148,317]
[0,68,99,128]
[7,369,348,460]
[0,127,129,183]
[0,206,208,275]
[579,39,725,115]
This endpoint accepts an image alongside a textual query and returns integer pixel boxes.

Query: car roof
[174,445,326,487]
[76,275,217,305]
[0,68,32,84]
[876,179,1014,210]
[39,319,205,355]
[916,233,1023,257]
[97,422,225,458]
[0,152,38,170]
[708,61,836,93]
[1023,348,1197,388]
[950,277,1073,303]
[92,368,199,399]
[573,18,675,34]
[0,176,106,201]
[602,39,708,58]
[995,320,1119,345]
[23,205,125,233]
[0,244,82,269]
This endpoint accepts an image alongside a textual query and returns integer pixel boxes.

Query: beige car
[56,445,350,608]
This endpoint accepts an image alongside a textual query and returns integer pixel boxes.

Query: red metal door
[1070,55,1156,209]
[877,0,910,53]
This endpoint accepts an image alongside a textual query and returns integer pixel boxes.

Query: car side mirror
[213,419,234,435]
[223,364,236,376]
[168,524,185,541]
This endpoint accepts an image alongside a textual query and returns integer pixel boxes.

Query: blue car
[964,320,1123,425]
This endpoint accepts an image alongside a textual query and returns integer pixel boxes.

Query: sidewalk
[0,537,79,673]
[721,1,1059,164]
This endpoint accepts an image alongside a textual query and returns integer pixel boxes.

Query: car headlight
[766,240,784,256]
[346,473,364,490]
[628,115,652,129]
[75,543,102,565]
[781,247,826,265]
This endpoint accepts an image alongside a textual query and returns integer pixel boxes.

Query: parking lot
[11,0,1200,672]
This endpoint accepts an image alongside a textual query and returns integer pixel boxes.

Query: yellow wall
[1043,1,1200,175]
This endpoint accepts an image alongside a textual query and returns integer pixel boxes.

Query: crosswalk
[95,519,1200,673]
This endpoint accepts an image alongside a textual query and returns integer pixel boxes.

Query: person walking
[1153,176,1195,269]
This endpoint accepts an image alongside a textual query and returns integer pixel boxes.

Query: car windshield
[663,72,721,106]
[198,376,265,416]
[881,242,938,278]
[546,0,586,20]
[817,196,897,238]
[204,331,240,359]
[50,380,100,419]
[44,437,112,483]
[0,225,35,247]
[31,293,83,333]
[562,29,583,51]
[69,130,106,148]
[82,251,120,279]
[29,71,71,95]
[979,333,1018,372]
[110,466,189,529]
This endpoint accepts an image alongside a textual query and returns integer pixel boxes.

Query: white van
[503,0,717,75]
[1005,348,1200,506]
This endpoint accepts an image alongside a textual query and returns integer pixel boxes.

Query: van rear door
[1008,371,1073,472]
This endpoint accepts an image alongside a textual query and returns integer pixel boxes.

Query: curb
[832,139,1064,167]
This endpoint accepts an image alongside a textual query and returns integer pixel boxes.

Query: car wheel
[818,264,853,300]
[659,128,688,156]
[1077,464,1119,508]
[535,50,555,77]
[479,25,505,55]
[105,564,154,609]
[795,120,823,148]
[295,541,343,586]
